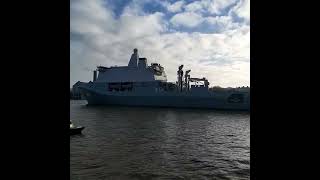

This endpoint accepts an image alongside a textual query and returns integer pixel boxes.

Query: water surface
[70,100,250,179]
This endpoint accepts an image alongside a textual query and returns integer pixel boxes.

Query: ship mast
[128,48,139,68]
[177,65,184,92]
[185,70,191,91]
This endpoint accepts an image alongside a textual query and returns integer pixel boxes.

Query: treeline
[209,86,250,92]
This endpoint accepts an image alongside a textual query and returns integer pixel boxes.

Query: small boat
[70,120,85,135]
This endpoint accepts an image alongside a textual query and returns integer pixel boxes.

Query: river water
[70,100,250,179]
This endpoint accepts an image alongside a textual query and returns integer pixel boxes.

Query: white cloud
[70,0,250,87]
[121,0,147,16]
[230,0,250,23]
[207,0,238,15]
[185,0,237,15]
[205,15,240,32]
[170,12,204,28]
[159,0,185,13]
[185,0,205,13]
[166,0,185,13]
[70,0,117,34]
[169,13,241,33]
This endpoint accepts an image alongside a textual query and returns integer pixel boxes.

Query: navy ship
[79,49,250,111]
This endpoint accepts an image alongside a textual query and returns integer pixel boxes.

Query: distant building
[237,86,250,92]
[209,86,250,93]
[70,81,87,100]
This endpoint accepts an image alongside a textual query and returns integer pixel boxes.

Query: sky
[70,0,250,88]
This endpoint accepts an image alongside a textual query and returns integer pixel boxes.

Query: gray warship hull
[81,87,250,111]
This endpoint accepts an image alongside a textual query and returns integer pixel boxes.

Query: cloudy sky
[70,0,250,87]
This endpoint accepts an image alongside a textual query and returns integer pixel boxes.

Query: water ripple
[71,100,250,179]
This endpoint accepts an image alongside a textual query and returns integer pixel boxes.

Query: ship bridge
[94,49,167,83]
